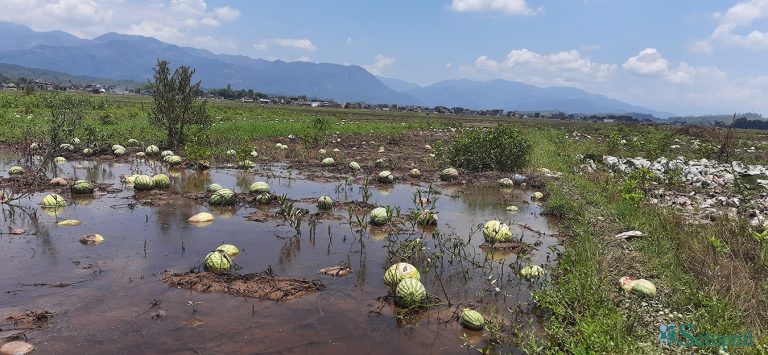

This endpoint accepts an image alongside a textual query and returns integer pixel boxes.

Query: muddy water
[1,157,559,354]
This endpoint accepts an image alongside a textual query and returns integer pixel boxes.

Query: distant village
[1,78,656,124]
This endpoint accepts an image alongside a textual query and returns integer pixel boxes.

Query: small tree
[148,59,210,150]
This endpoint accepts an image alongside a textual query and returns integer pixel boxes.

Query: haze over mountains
[0,22,668,116]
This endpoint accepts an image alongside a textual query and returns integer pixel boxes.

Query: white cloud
[696,0,768,51]
[213,6,240,21]
[461,48,615,86]
[622,48,669,77]
[253,38,318,51]
[0,0,240,52]
[450,0,535,15]
[363,54,396,76]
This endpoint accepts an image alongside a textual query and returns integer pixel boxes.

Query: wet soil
[163,271,324,301]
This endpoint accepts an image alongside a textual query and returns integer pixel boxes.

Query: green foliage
[148,59,210,150]
[446,125,532,172]
[299,115,331,146]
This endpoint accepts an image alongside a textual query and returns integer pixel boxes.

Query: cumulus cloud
[0,0,240,51]
[461,48,615,86]
[449,0,535,15]
[622,48,669,77]
[695,0,768,52]
[252,38,318,51]
[363,54,396,76]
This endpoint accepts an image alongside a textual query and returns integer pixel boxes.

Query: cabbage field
[1,92,767,353]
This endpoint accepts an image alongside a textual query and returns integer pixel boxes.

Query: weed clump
[446,125,532,172]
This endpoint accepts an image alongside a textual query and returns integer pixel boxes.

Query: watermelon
[53,157,67,164]
[82,148,93,156]
[440,168,459,181]
[321,157,335,166]
[8,166,24,175]
[41,193,66,207]
[145,145,160,155]
[377,171,394,183]
[160,150,174,158]
[152,174,171,188]
[519,265,545,280]
[71,180,94,194]
[72,138,81,145]
[187,212,215,223]
[249,182,270,194]
[279,144,288,150]
[204,250,232,272]
[498,178,514,187]
[370,207,390,226]
[237,160,255,169]
[483,220,513,243]
[207,183,223,192]
[255,193,272,204]
[383,262,420,287]
[395,278,426,308]
[532,192,544,200]
[127,139,140,146]
[318,149,327,155]
[317,196,333,209]
[226,149,237,156]
[166,155,182,166]
[349,161,361,171]
[408,169,422,177]
[460,309,485,330]
[417,210,438,225]
[30,142,39,150]
[60,143,74,151]
[250,150,258,158]
[111,144,124,151]
[133,175,154,191]
[135,152,146,158]
[80,233,104,245]
[113,147,126,156]
[375,158,387,168]
[209,188,236,205]
[216,244,240,258]
[619,276,656,297]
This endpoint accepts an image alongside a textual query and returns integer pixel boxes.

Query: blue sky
[1,0,767,115]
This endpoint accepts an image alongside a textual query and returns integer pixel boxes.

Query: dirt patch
[163,271,324,301]
[245,209,281,222]
[0,310,54,342]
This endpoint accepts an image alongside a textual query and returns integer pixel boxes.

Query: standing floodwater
[1,157,559,354]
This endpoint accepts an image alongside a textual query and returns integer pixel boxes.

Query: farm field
[1,92,768,353]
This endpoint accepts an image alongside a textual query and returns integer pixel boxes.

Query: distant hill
[669,113,766,126]
[376,76,422,93]
[0,63,141,87]
[403,79,670,117]
[0,22,418,104]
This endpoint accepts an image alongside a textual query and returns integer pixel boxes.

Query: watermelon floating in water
[249,182,270,194]
[71,180,94,194]
[519,265,545,280]
[395,278,426,308]
[133,175,154,191]
[207,183,223,192]
[369,207,390,226]
[152,174,171,188]
[209,188,236,205]
[482,220,513,243]
[216,244,240,258]
[377,170,394,183]
[317,196,333,210]
[41,193,66,207]
[460,308,484,330]
[204,250,232,272]
[383,262,420,287]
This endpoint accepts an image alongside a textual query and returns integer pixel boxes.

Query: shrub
[446,125,532,172]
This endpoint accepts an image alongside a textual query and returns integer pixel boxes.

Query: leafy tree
[148,59,210,150]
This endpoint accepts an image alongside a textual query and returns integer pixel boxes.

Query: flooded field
[1,155,559,354]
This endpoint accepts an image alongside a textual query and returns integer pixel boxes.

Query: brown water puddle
[1,156,560,354]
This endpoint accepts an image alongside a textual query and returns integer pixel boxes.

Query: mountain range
[0,21,668,116]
